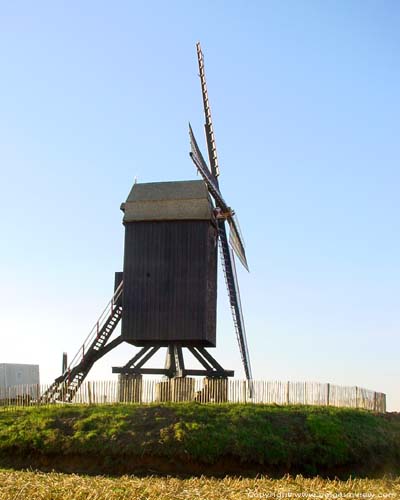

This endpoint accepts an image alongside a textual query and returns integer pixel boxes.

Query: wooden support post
[62,352,68,374]
[286,381,290,405]
[326,383,330,406]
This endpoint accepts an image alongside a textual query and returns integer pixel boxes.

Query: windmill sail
[189,124,228,211]
[189,124,249,271]
[227,215,249,272]
[196,42,220,179]
[218,221,253,383]
[190,42,253,384]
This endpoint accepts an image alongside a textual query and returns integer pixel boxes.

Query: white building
[0,363,40,398]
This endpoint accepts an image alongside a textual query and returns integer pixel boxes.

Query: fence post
[88,382,93,405]
[355,386,359,408]
[326,383,330,406]
[242,381,247,403]
[286,381,290,405]
[373,391,377,412]
[36,384,40,406]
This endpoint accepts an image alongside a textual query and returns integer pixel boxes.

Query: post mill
[43,43,252,403]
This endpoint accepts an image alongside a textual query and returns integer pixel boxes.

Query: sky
[0,1,399,410]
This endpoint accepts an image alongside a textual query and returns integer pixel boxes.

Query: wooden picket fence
[0,379,386,412]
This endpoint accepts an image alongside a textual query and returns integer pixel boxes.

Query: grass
[0,403,399,477]
[0,470,399,500]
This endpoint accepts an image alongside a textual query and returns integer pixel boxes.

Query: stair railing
[65,281,124,374]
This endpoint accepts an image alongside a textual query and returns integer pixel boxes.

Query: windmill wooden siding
[120,180,217,347]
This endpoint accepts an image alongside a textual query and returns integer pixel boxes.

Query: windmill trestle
[43,280,233,403]
[112,344,233,378]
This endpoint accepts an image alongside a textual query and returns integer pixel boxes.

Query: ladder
[41,281,124,403]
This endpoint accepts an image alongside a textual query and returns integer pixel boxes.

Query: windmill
[189,42,252,384]
[42,43,252,403]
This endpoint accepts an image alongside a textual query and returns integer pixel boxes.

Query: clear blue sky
[1,1,399,409]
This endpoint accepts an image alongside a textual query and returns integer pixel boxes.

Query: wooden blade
[189,124,249,271]
[196,42,220,179]
[227,214,249,272]
[189,123,229,212]
[218,220,253,382]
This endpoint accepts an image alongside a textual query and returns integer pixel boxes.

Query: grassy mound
[0,403,399,477]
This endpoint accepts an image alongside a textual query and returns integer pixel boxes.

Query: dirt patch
[0,453,398,479]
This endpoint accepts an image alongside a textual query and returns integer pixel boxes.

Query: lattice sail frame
[189,42,253,383]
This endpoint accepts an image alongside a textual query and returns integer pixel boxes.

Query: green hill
[0,403,399,477]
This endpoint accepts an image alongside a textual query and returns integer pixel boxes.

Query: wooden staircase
[41,282,124,403]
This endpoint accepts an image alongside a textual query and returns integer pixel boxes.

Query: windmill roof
[121,180,214,222]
